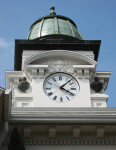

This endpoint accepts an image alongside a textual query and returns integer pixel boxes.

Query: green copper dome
[28,7,83,40]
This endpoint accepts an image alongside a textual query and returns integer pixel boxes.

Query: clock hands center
[53,84,75,96]
[53,78,75,95]
[60,87,75,96]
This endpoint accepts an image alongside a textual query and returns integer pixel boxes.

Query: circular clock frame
[43,72,79,103]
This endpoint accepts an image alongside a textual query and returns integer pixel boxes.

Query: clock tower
[1,7,116,150]
[7,6,110,108]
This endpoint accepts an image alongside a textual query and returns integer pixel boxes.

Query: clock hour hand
[54,84,60,88]
[60,78,73,88]
[60,87,75,96]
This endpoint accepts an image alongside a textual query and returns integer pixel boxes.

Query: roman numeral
[71,88,76,90]
[47,82,52,85]
[60,97,63,102]
[66,96,70,100]
[53,96,57,100]
[48,92,53,96]
[69,82,74,85]
[52,77,56,82]
[65,77,69,82]
[70,93,75,96]
[59,75,62,80]
[46,88,51,90]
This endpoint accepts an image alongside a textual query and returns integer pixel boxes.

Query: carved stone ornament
[30,57,88,74]
[90,77,103,93]
[18,77,30,92]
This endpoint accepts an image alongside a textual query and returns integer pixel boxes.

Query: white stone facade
[5,50,111,108]
[1,49,115,150]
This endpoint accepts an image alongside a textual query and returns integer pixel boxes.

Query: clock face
[43,73,79,103]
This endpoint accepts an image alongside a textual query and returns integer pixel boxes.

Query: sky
[0,0,116,107]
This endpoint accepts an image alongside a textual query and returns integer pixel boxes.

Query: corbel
[97,126,104,137]
[48,126,56,138]
[26,65,48,78]
[73,126,80,138]
[24,127,31,138]
[84,68,90,79]
[73,65,95,79]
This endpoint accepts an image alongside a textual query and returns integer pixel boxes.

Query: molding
[26,65,48,70]
[23,139,116,145]
[22,140,116,145]
[26,65,48,78]
[15,96,33,100]
[73,65,95,69]
[23,50,97,70]
[14,39,101,71]
[22,50,95,61]
[91,94,108,108]
[73,65,95,79]
[4,134,116,145]
[91,94,108,101]
[9,107,116,124]
[3,135,116,145]
[96,72,112,78]
[5,71,23,89]
[3,140,116,146]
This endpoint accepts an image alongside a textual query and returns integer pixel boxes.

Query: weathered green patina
[28,7,83,40]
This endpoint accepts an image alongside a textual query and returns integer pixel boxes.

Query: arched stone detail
[23,50,97,70]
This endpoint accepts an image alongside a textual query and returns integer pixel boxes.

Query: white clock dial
[43,73,79,103]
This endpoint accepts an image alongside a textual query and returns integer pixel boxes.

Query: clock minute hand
[60,78,73,88]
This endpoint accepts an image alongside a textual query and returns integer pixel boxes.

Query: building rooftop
[28,7,83,40]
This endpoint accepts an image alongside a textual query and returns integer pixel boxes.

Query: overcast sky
[0,0,116,107]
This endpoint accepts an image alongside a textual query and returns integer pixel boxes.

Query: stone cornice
[23,50,97,70]
[14,39,101,70]
[9,107,116,124]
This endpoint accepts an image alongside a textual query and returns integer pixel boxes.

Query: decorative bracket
[97,126,104,137]
[48,126,56,138]
[26,65,48,79]
[18,77,30,92]
[73,65,95,79]
[24,127,31,138]
[90,77,103,93]
[73,126,80,138]
[91,72,112,93]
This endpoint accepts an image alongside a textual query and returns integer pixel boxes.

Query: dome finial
[50,6,56,15]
